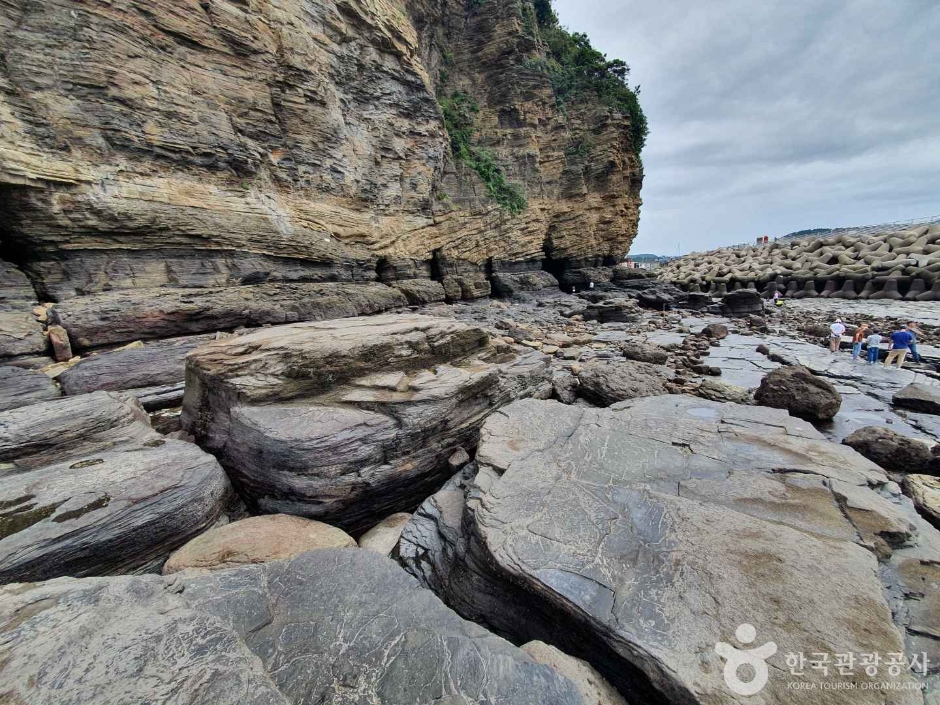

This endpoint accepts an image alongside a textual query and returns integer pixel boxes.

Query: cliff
[0,0,643,354]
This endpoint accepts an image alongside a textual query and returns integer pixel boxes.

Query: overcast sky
[552,0,940,255]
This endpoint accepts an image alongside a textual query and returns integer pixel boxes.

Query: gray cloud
[552,0,940,254]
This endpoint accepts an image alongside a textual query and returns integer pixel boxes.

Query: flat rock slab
[0,365,60,411]
[0,392,230,582]
[0,550,584,705]
[50,282,408,349]
[182,314,551,532]
[400,396,928,704]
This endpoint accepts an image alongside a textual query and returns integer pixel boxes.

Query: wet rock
[49,282,408,349]
[620,342,668,365]
[162,514,355,574]
[0,365,60,411]
[904,475,940,528]
[700,323,729,340]
[358,512,413,556]
[843,426,936,479]
[182,314,551,533]
[522,642,627,705]
[0,550,583,705]
[754,364,842,421]
[0,392,230,583]
[398,396,919,703]
[894,383,940,415]
[576,359,673,407]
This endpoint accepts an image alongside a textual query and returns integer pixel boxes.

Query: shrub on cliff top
[530,0,648,154]
[439,92,528,215]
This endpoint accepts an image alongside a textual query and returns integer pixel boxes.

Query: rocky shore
[2,279,939,703]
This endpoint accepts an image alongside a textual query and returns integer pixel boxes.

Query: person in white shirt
[865,332,883,364]
[829,318,846,353]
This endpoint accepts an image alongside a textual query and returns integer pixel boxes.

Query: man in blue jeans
[885,328,914,369]
[907,322,922,363]
[865,330,883,364]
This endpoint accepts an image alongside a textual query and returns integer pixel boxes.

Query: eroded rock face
[399,396,927,704]
[0,0,641,327]
[894,383,940,415]
[182,314,551,532]
[0,550,584,705]
[0,392,230,583]
[754,364,842,421]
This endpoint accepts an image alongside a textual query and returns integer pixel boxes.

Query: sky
[551,0,940,255]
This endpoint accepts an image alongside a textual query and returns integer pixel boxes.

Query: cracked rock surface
[0,549,584,705]
[400,395,936,704]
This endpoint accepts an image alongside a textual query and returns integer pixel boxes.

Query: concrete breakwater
[659,223,940,300]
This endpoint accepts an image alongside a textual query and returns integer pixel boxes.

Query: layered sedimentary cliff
[0,0,644,356]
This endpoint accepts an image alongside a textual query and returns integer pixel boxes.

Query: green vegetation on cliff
[528,0,648,154]
[439,92,528,215]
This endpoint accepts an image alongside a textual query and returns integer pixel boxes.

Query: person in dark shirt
[884,328,914,369]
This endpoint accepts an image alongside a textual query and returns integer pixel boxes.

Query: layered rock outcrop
[0,0,644,356]
[0,549,585,704]
[0,391,230,583]
[399,396,933,703]
[181,314,551,532]
[660,225,940,300]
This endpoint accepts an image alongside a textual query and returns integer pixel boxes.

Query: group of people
[829,319,922,368]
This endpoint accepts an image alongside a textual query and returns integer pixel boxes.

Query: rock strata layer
[182,314,551,532]
[0,392,230,583]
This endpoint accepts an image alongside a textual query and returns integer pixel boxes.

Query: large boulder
[582,298,641,323]
[399,397,926,703]
[0,365,60,411]
[0,392,230,583]
[893,383,940,415]
[0,550,583,705]
[162,514,355,574]
[754,364,842,420]
[843,426,937,479]
[576,359,673,407]
[182,314,551,532]
[720,289,763,316]
[620,342,669,365]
